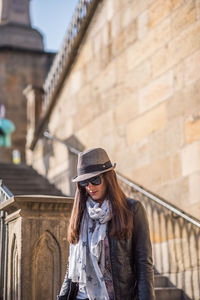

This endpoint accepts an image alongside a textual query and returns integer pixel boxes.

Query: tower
[0,0,43,50]
[0,0,55,162]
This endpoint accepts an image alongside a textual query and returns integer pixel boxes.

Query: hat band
[78,161,112,175]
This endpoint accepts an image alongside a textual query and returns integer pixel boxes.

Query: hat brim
[72,163,116,182]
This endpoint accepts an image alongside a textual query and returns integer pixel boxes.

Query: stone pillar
[23,85,44,149]
[0,195,73,300]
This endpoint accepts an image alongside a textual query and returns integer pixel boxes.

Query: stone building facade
[28,0,200,220]
[0,0,54,162]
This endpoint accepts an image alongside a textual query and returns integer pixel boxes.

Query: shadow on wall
[42,130,54,177]
[42,133,84,196]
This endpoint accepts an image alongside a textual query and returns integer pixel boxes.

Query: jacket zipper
[108,233,116,300]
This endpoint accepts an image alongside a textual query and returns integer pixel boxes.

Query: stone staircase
[0,162,65,196]
[155,275,183,299]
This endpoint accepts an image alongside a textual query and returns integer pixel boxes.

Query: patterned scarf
[68,197,112,300]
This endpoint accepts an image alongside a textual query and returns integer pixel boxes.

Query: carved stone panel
[32,231,61,300]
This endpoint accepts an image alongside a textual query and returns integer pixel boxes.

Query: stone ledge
[0,195,73,215]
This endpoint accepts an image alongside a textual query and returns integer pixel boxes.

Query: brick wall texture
[31,0,200,219]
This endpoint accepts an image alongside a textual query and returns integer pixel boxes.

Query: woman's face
[85,175,107,203]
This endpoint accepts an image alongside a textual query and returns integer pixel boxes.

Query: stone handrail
[42,0,99,114]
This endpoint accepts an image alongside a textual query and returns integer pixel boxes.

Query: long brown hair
[68,170,133,244]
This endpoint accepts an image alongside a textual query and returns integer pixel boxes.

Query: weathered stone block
[76,110,115,147]
[183,79,200,115]
[130,155,172,188]
[167,80,200,122]
[171,152,182,179]
[75,84,91,109]
[139,71,173,113]
[105,0,115,21]
[110,10,121,39]
[89,1,106,38]
[126,17,171,71]
[115,51,128,84]
[171,0,184,9]
[185,114,200,144]
[149,118,184,161]
[126,103,167,145]
[93,60,117,92]
[68,70,83,95]
[74,99,101,131]
[137,10,148,40]
[84,58,101,83]
[114,92,139,126]
[189,171,200,204]
[196,0,200,19]
[182,49,200,86]
[152,20,200,78]
[148,0,172,29]
[153,177,189,208]
[171,0,196,37]
[128,0,151,20]
[181,141,200,176]
[111,20,137,57]
[74,40,93,70]
[121,2,134,28]
[98,86,120,112]
[173,63,185,91]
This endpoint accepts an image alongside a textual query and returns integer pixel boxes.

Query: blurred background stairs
[0,163,65,196]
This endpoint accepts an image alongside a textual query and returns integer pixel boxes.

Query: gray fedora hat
[72,147,116,182]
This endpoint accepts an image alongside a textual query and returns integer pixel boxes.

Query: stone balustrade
[0,195,73,300]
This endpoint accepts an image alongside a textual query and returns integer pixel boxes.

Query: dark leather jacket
[58,199,155,300]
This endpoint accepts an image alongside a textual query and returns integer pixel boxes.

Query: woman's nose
[87,182,95,189]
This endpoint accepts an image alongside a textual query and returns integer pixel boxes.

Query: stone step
[4,181,57,189]
[154,275,169,287]
[0,163,65,196]
[155,287,183,300]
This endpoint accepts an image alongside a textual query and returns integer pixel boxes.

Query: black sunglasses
[78,175,102,188]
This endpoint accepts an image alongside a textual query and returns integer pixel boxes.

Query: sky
[30,0,79,52]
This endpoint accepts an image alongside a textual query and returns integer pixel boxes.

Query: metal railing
[118,174,200,300]
[0,180,13,204]
[43,132,200,299]
[42,0,99,114]
[43,131,80,155]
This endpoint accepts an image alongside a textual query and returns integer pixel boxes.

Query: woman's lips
[91,191,97,195]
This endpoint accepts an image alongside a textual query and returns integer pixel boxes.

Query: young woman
[57,148,155,300]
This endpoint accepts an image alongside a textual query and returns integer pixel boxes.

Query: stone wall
[30,0,200,219]
[0,48,54,162]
